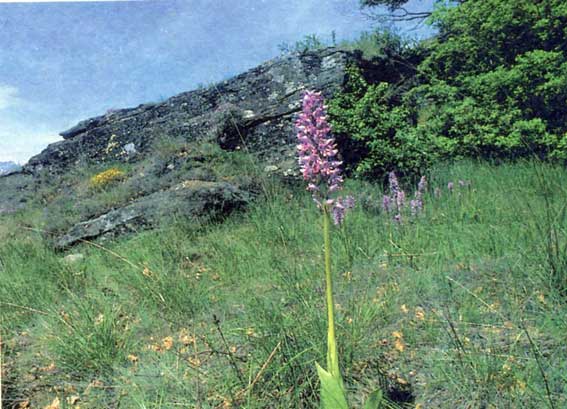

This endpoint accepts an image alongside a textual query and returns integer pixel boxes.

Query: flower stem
[323,207,342,382]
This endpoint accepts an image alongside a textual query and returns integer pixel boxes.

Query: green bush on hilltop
[328,0,567,177]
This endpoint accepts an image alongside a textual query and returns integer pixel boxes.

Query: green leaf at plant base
[316,362,349,409]
[363,389,384,409]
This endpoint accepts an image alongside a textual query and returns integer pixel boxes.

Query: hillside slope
[0,48,378,246]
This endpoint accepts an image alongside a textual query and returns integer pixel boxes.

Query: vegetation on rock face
[90,168,126,190]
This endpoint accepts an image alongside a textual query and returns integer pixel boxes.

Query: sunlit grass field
[1,160,566,408]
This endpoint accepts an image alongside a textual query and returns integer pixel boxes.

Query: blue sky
[0,0,435,163]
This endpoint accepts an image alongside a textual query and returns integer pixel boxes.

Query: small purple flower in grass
[332,201,345,225]
[412,175,427,214]
[410,199,419,216]
[382,195,392,212]
[396,190,406,210]
[434,187,441,198]
[332,195,355,225]
[388,171,400,195]
[447,182,454,192]
[382,172,428,221]
[384,172,405,217]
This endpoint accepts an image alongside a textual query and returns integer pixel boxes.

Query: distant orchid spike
[410,199,419,216]
[413,175,427,213]
[396,190,406,210]
[386,171,406,213]
[382,171,428,222]
[388,171,400,195]
[332,200,346,226]
[332,195,355,225]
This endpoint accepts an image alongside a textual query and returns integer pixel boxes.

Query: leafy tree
[416,0,567,158]
[332,0,567,176]
[423,0,567,78]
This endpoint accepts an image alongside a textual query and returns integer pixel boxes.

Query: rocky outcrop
[56,180,249,249]
[0,48,376,247]
[25,48,365,175]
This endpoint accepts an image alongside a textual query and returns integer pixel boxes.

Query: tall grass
[1,160,566,408]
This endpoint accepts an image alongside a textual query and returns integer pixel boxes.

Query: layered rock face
[56,181,250,249]
[25,48,362,175]
[0,48,372,247]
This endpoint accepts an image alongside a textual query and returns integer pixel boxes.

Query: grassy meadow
[1,160,566,408]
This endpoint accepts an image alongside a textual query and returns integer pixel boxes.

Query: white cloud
[0,83,63,163]
[0,84,20,110]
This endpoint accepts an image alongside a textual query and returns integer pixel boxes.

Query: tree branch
[360,0,432,22]
[362,7,432,23]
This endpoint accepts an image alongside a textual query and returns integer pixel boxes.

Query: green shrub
[328,66,435,178]
[278,34,326,54]
[415,0,567,160]
[329,1,567,174]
